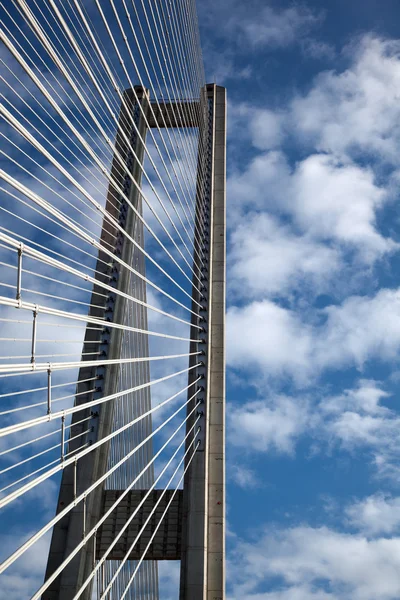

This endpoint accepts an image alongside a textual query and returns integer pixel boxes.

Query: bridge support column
[43,86,152,600]
[44,83,226,600]
[179,84,226,600]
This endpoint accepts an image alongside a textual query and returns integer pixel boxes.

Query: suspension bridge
[0,1,226,598]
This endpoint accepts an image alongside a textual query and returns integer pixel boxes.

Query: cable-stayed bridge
[0,1,226,598]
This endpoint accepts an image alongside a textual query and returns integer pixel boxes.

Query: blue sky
[2,0,400,599]
[197,1,400,599]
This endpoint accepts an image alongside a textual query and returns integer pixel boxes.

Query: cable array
[0,0,208,598]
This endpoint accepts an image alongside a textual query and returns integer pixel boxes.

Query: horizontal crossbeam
[96,489,183,560]
[147,101,199,128]
[125,87,199,128]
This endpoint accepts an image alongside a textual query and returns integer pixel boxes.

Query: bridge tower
[44,83,226,600]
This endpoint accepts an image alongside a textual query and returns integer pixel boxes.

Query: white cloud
[0,532,51,600]
[226,298,400,467]
[225,36,400,325]
[319,288,400,370]
[226,300,313,383]
[229,212,342,298]
[326,410,400,462]
[201,47,252,85]
[229,525,400,600]
[291,154,393,260]
[249,109,285,150]
[227,287,400,382]
[230,464,261,489]
[228,588,336,600]
[228,150,395,265]
[229,396,310,454]
[240,6,322,49]
[227,150,290,217]
[158,561,180,600]
[321,379,390,416]
[290,36,400,162]
[199,1,323,53]
[226,300,400,467]
[226,377,400,481]
[228,35,400,162]
[301,38,336,61]
[346,494,400,536]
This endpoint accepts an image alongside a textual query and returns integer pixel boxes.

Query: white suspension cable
[0,365,201,438]
[118,439,200,600]
[0,260,107,298]
[1,30,204,293]
[1,62,124,214]
[0,377,97,401]
[0,214,200,325]
[1,147,202,312]
[0,296,200,343]
[0,136,117,247]
[0,428,91,476]
[91,0,200,246]
[0,415,92,457]
[0,387,97,416]
[6,3,205,280]
[0,2,209,597]
[47,402,202,600]
[1,380,201,573]
[2,12,116,175]
[0,457,60,495]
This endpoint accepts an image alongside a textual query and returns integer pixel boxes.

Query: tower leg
[179,84,226,600]
[43,87,151,600]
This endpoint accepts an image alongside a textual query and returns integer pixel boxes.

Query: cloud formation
[291,36,400,162]
[229,212,342,299]
[228,152,394,272]
[229,525,400,600]
[229,395,311,454]
[240,5,322,49]
[346,494,400,536]
[227,287,400,383]
[228,378,400,479]
[227,35,400,309]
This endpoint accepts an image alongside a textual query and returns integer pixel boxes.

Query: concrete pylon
[179,84,226,600]
[43,87,156,600]
[43,84,226,600]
